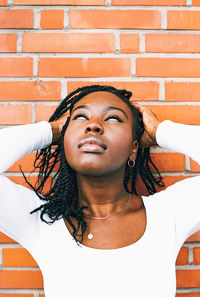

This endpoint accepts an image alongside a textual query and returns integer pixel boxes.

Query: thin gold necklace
[87,194,131,240]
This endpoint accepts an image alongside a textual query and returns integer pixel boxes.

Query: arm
[156,120,200,165]
[0,121,52,247]
[132,104,200,249]
[131,102,200,164]
[0,121,52,174]
[156,120,200,247]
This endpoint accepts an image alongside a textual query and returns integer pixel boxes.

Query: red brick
[40,10,64,29]
[120,34,140,53]
[136,175,188,196]
[38,58,131,78]
[0,232,15,243]
[7,152,59,173]
[35,105,58,122]
[7,152,36,172]
[151,152,185,172]
[176,293,200,297]
[0,34,17,52]
[0,293,34,297]
[0,0,7,5]
[112,0,186,4]
[14,0,105,4]
[187,231,200,242]
[0,80,61,101]
[0,81,60,101]
[146,105,200,125]
[67,81,159,101]
[0,271,43,289]
[165,82,200,102]
[23,33,115,53]
[164,176,192,186]
[136,58,200,78]
[0,58,33,77]
[176,247,189,265]
[0,10,33,29]
[3,248,38,267]
[168,11,200,30]
[146,34,200,53]
[190,159,200,173]
[192,0,200,5]
[156,175,191,191]
[8,176,53,194]
[0,105,32,125]
[176,270,200,288]
[193,247,200,265]
[69,10,161,29]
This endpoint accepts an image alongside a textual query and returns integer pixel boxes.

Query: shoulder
[143,176,200,213]
[164,175,200,195]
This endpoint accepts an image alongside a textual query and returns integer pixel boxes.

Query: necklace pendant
[88,232,93,239]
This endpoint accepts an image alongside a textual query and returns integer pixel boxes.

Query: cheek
[111,128,133,153]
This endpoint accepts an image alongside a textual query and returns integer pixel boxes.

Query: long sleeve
[0,121,52,173]
[155,120,200,251]
[156,120,200,165]
[0,121,52,248]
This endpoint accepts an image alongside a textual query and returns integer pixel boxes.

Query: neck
[76,172,129,218]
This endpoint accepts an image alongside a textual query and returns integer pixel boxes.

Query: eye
[105,115,123,122]
[73,113,88,120]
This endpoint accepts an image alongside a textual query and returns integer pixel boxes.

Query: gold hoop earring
[128,159,135,168]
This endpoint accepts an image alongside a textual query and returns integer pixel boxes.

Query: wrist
[153,120,160,145]
[50,122,61,144]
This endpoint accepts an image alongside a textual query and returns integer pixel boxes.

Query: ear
[129,140,139,161]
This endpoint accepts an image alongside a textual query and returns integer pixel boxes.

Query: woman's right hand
[49,111,70,144]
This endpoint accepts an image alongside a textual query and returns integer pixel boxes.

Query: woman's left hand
[131,102,160,148]
[50,111,70,145]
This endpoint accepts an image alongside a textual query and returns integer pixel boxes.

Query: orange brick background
[0,1,200,296]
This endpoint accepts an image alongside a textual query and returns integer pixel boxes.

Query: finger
[131,101,143,109]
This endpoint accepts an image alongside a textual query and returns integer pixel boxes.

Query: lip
[78,136,107,153]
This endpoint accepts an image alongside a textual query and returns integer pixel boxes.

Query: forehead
[73,91,131,113]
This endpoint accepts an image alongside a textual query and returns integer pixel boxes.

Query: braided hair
[23,85,164,243]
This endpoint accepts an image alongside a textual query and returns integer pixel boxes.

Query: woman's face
[64,91,138,177]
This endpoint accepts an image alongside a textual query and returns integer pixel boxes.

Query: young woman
[0,85,199,297]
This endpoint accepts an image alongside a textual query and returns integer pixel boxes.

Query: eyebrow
[106,106,128,119]
[72,105,128,119]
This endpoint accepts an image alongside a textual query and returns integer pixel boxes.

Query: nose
[84,120,104,135]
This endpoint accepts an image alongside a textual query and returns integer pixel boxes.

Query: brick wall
[0,0,200,296]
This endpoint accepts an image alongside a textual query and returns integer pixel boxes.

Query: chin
[67,156,107,176]
[67,157,125,177]
[75,166,107,177]
[74,163,125,178]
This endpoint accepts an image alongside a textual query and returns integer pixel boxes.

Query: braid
[26,84,164,243]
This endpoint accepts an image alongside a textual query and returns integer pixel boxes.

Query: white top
[0,120,200,297]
